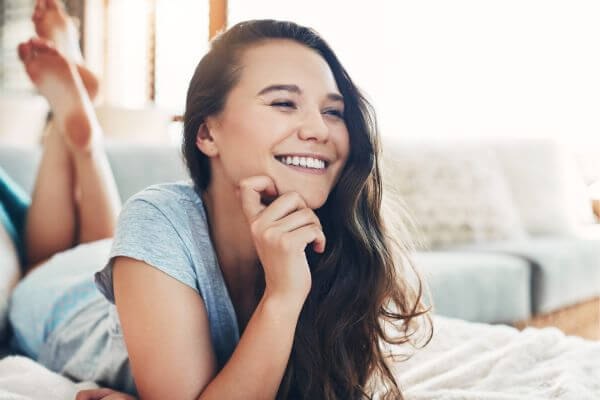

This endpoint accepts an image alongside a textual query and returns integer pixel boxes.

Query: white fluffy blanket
[0,315,598,400]
[392,316,600,400]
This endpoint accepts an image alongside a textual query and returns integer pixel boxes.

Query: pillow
[0,218,22,344]
[95,105,173,144]
[0,92,49,146]
[492,138,596,235]
[381,139,528,250]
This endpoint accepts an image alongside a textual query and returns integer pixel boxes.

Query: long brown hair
[182,19,433,399]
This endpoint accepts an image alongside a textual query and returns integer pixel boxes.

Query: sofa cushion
[492,138,596,235]
[0,147,41,195]
[453,236,600,314]
[95,105,173,144]
[412,251,531,323]
[382,139,527,250]
[0,93,49,146]
[0,219,21,344]
[104,144,188,201]
[0,144,188,201]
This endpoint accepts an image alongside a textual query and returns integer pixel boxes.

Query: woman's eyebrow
[257,84,344,104]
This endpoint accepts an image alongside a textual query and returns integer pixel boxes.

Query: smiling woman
[175,19,432,399]
[98,19,432,400]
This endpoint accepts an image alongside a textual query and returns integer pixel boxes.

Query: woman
[8,5,431,399]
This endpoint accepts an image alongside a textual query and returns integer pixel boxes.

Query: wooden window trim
[209,0,228,40]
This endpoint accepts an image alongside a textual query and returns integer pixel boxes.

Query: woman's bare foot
[18,38,100,153]
[32,0,99,100]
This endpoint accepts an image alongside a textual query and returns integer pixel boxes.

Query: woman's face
[203,39,350,209]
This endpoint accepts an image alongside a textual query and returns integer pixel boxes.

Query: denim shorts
[8,239,137,395]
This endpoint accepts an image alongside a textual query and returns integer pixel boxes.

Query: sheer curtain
[84,0,208,114]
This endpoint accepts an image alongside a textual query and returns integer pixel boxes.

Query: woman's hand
[238,176,326,303]
[75,388,137,400]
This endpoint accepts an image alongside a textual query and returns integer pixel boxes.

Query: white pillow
[95,105,173,144]
[492,138,595,235]
[0,92,49,146]
[381,139,528,250]
[0,221,22,343]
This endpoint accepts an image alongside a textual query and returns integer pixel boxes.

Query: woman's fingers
[256,191,309,227]
[75,388,137,400]
[238,176,278,222]
[286,223,326,253]
[75,388,118,400]
[237,176,324,253]
[270,207,322,233]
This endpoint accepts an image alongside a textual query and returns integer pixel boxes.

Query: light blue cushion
[453,237,600,314]
[104,144,188,201]
[412,251,531,323]
[0,144,188,201]
[0,147,41,195]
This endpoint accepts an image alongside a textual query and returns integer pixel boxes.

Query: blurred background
[1,1,598,165]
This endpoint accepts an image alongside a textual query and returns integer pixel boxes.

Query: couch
[0,138,599,353]
[380,137,600,337]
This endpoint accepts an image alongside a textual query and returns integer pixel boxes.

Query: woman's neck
[200,176,260,290]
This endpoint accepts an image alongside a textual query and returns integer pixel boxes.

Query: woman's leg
[18,39,121,274]
[24,121,78,268]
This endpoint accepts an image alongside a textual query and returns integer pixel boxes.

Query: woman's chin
[276,186,327,209]
[298,192,328,210]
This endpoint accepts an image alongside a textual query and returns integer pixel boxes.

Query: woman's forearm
[197,293,303,400]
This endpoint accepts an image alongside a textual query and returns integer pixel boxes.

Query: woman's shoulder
[117,180,208,236]
[128,180,201,207]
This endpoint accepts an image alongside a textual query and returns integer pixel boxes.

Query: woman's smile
[274,155,330,175]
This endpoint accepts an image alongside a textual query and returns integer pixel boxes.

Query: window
[85,0,209,114]
[154,0,209,114]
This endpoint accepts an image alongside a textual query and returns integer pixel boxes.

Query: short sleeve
[95,193,197,304]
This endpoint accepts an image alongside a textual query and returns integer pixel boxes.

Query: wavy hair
[181,19,433,399]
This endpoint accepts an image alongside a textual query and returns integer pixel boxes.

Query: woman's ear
[195,121,218,157]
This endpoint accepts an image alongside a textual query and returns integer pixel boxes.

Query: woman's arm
[112,256,217,400]
[198,291,303,399]
[112,256,303,400]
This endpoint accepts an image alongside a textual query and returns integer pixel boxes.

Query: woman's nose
[298,109,329,142]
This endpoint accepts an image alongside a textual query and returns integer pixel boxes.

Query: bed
[0,314,598,400]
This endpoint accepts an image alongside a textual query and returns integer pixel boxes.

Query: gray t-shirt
[90,182,239,392]
[95,181,241,368]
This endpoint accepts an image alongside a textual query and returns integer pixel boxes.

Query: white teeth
[277,155,326,169]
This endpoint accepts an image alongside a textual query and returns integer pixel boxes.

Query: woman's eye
[271,101,296,108]
[325,109,344,119]
[270,102,343,119]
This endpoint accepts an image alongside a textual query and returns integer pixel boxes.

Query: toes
[32,1,43,20]
[17,42,31,62]
[30,37,57,54]
[46,0,61,11]
[36,0,47,14]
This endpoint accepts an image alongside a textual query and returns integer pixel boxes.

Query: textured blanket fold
[392,316,600,400]
[0,355,98,399]
[0,315,598,400]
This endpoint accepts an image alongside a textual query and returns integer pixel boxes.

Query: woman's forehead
[238,40,339,97]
